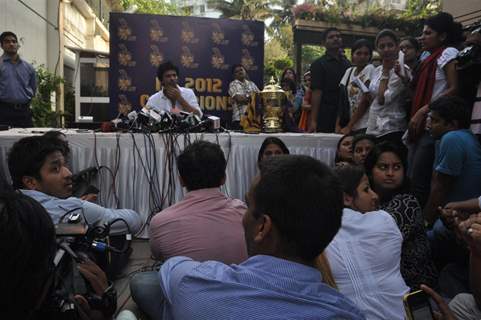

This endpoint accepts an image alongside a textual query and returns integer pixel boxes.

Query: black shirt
[310,52,351,107]
[309,52,350,132]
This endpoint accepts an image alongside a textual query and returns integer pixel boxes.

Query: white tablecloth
[0,128,341,234]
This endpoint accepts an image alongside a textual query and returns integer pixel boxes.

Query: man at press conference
[0,31,36,128]
[146,61,202,117]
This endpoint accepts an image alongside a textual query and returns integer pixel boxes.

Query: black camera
[457,44,481,70]
[457,24,481,70]
[40,213,121,319]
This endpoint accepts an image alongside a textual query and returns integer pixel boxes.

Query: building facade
[171,0,221,18]
[0,0,111,121]
[443,0,481,26]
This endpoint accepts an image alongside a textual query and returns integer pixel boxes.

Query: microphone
[141,107,162,123]
[127,110,138,121]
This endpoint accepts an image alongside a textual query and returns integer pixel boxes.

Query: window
[75,55,110,123]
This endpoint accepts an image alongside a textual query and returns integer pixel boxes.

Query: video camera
[41,211,133,318]
[457,24,481,70]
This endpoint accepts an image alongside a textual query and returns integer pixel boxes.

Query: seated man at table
[7,135,142,235]
[146,61,202,117]
[155,155,365,320]
[148,140,247,263]
[130,140,247,319]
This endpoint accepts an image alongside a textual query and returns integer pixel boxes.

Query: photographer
[0,188,115,320]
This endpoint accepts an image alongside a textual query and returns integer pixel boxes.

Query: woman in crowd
[366,29,410,145]
[298,71,312,131]
[280,67,304,113]
[407,12,463,207]
[325,165,409,320]
[352,134,376,165]
[399,37,421,71]
[337,39,374,135]
[364,142,438,289]
[335,134,354,166]
[257,137,289,166]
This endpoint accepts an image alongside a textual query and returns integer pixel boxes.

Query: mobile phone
[403,290,435,320]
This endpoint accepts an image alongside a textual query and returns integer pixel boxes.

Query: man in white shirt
[8,135,142,235]
[146,61,202,117]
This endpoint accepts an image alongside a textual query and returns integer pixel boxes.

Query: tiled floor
[114,239,155,319]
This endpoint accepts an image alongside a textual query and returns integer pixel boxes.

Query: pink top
[149,188,248,264]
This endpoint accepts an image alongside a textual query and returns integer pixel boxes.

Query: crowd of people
[2,10,481,320]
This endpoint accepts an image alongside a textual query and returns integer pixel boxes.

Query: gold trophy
[261,77,286,133]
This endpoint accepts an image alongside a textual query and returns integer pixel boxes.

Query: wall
[443,0,481,26]
[0,0,49,67]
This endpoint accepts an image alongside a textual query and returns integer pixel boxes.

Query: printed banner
[109,13,265,123]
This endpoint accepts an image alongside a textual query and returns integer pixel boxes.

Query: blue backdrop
[109,13,264,123]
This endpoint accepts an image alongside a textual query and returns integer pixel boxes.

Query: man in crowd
[130,140,247,319]
[155,155,365,319]
[308,28,350,133]
[421,212,481,320]
[424,96,481,288]
[149,140,246,263]
[448,212,481,319]
[7,135,142,235]
[146,61,202,117]
[0,31,36,127]
[228,64,260,130]
[425,96,481,226]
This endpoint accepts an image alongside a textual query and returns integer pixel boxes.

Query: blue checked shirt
[159,255,366,320]
[21,189,142,235]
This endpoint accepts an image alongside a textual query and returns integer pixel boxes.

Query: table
[0,128,341,235]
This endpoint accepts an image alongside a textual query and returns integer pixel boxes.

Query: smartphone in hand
[404,290,435,320]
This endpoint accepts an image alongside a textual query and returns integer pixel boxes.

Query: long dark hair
[257,137,290,164]
[281,67,297,83]
[364,141,410,202]
[335,134,353,163]
[424,12,464,48]
[335,165,365,199]
[351,38,373,61]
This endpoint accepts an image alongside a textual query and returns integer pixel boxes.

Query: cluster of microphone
[111,107,221,133]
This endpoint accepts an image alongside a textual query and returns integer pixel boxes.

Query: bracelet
[380,75,390,81]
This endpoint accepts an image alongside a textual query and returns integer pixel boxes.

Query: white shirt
[21,189,142,235]
[420,47,459,102]
[326,208,409,320]
[228,79,260,121]
[432,48,458,100]
[366,65,410,137]
[146,85,202,117]
[340,64,375,131]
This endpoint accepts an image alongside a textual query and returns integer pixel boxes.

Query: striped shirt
[159,255,366,320]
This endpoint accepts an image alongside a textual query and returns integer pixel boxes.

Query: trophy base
[263,117,282,133]
[243,127,262,134]
[263,127,282,133]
